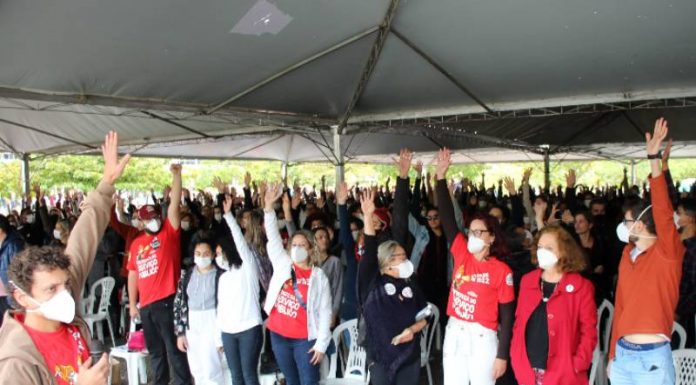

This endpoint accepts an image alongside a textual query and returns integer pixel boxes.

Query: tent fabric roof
[1,0,696,163]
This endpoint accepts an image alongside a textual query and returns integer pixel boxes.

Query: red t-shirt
[267,266,311,339]
[127,220,181,307]
[447,233,515,330]
[20,315,90,385]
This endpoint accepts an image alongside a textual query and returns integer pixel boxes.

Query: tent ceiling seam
[141,110,212,138]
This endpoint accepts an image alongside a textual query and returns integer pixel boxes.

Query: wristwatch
[647,151,662,159]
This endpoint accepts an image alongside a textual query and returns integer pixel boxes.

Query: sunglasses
[425,215,439,221]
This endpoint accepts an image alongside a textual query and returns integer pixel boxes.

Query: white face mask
[277,219,287,230]
[23,288,76,324]
[390,260,414,279]
[291,246,309,264]
[194,256,212,269]
[214,213,223,222]
[215,254,229,271]
[467,235,486,254]
[584,200,592,208]
[146,219,161,233]
[616,205,655,243]
[478,201,487,209]
[53,229,62,240]
[25,214,35,224]
[536,248,559,270]
[130,219,140,228]
[180,221,191,231]
[351,230,360,241]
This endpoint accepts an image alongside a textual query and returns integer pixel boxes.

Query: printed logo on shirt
[384,283,397,296]
[136,246,160,279]
[151,238,160,249]
[54,365,77,384]
[505,273,513,287]
[275,289,302,318]
[451,289,477,320]
[401,287,413,298]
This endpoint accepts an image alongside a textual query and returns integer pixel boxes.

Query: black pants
[140,295,192,385]
[369,357,420,385]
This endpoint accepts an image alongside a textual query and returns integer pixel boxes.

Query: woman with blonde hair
[262,183,332,385]
[510,224,597,385]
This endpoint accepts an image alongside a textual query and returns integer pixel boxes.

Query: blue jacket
[0,231,25,293]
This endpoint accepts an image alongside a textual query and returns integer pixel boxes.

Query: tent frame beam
[338,0,401,132]
[140,111,212,138]
[0,117,97,150]
[205,26,379,115]
[391,28,492,113]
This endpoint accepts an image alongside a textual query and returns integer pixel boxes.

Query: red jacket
[510,269,597,385]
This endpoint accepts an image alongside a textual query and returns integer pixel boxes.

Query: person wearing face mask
[358,188,429,385]
[179,213,196,268]
[510,225,597,385]
[262,183,332,385]
[336,182,362,325]
[608,118,685,385]
[435,148,515,385]
[216,195,263,385]
[311,226,343,329]
[0,131,129,385]
[18,207,45,246]
[173,239,226,385]
[127,163,193,385]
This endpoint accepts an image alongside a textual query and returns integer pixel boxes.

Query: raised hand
[291,187,302,209]
[503,177,516,196]
[336,181,349,205]
[282,191,291,213]
[565,169,576,188]
[170,163,182,175]
[393,148,413,179]
[263,182,283,212]
[360,188,376,216]
[522,168,532,184]
[662,138,673,171]
[533,199,547,219]
[223,194,234,214]
[435,147,451,180]
[646,118,668,155]
[244,172,252,187]
[212,176,225,193]
[414,160,423,177]
[316,195,326,209]
[101,131,131,185]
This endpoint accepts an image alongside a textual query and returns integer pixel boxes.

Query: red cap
[373,208,391,229]
[138,205,160,221]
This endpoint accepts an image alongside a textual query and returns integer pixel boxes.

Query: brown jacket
[0,181,114,385]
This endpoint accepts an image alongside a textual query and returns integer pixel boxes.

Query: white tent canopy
[2,0,696,165]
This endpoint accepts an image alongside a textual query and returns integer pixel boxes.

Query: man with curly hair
[0,132,130,385]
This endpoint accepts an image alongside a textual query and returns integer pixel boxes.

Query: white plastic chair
[321,319,368,385]
[589,346,600,385]
[110,321,148,385]
[593,299,613,385]
[420,303,440,385]
[256,320,284,385]
[673,322,687,350]
[673,349,696,385]
[82,277,116,346]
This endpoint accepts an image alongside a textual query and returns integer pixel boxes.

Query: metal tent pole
[543,149,551,193]
[333,126,344,184]
[21,153,30,195]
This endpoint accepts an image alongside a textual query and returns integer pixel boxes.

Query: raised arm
[168,164,182,229]
[67,131,130,297]
[263,183,287,266]
[434,148,458,244]
[392,148,412,246]
[223,194,255,265]
[357,189,380,304]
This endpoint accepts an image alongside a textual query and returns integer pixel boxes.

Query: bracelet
[647,151,662,159]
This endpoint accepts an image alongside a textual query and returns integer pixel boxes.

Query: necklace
[541,280,558,303]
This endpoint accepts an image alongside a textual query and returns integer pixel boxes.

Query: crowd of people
[0,118,693,385]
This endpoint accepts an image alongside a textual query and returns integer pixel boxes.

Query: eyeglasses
[425,215,439,221]
[622,219,635,226]
[470,229,490,237]
[391,252,407,258]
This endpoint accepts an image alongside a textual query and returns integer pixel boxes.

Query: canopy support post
[630,160,637,186]
[543,148,551,192]
[281,161,288,182]
[333,126,344,184]
[21,153,30,195]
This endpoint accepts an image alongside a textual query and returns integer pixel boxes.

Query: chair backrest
[90,277,116,316]
[588,346,600,385]
[597,299,614,353]
[673,349,696,385]
[327,319,366,381]
[420,302,440,366]
[673,322,687,350]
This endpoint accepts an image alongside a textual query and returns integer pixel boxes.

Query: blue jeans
[270,332,319,385]
[610,338,675,385]
[222,325,263,385]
